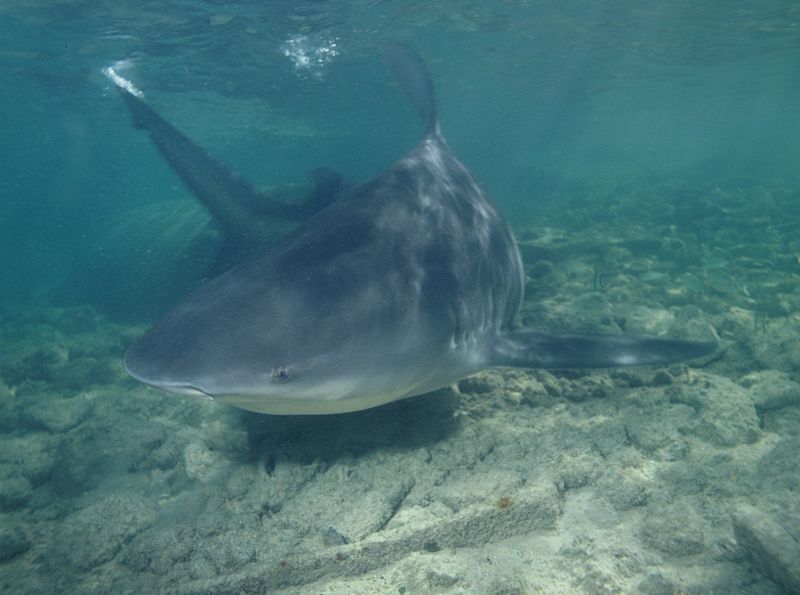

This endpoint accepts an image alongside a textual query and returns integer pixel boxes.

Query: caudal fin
[490,329,717,369]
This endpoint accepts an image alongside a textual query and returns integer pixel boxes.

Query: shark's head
[125,326,383,415]
[122,230,466,415]
[125,329,417,415]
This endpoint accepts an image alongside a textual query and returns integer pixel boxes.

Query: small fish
[592,270,608,291]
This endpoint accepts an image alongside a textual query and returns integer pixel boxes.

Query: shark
[118,43,715,414]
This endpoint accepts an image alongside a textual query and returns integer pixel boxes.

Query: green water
[1,1,799,593]
[2,0,798,315]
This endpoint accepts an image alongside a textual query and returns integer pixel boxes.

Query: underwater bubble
[280,34,340,79]
[102,59,143,97]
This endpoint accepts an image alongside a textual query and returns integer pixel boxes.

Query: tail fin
[490,330,717,369]
[381,42,439,137]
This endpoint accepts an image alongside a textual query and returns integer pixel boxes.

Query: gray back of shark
[124,43,715,414]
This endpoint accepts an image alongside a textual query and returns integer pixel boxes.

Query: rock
[458,371,505,395]
[0,477,33,510]
[2,345,68,386]
[183,441,223,483]
[732,503,800,594]
[121,526,195,575]
[0,526,30,561]
[420,484,561,548]
[0,434,57,486]
[25,394,92,432]
[668,374,760,447]
[554,450,601,492]
[331,478,415,542]
[750,318,800,372]
[394,553,464,593]
[636,570,676,595]
[651,370,673,386]
[752,437,800,494]
[625,405,691,461]
[597,472,650,511]
[740,370,800,413]
[321,526,348,546]
[434,469,523,512]
[59,356,118,390]
[641,504,706,556]
[58,494,156,570]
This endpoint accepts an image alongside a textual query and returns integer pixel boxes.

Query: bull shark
[119,43,715,414]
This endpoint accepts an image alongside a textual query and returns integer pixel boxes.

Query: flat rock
[57,494,156,570]
[732,503,800,594]
[641,503,706,557]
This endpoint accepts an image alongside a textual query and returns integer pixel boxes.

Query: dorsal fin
[381,42,439,138]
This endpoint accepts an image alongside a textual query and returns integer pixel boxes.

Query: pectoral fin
[490,329,716,369]
[117,88,345,230]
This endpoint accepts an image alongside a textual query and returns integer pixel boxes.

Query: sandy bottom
[1,179,799,594]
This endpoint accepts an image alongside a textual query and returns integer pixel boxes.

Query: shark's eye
[271,366,290,383]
